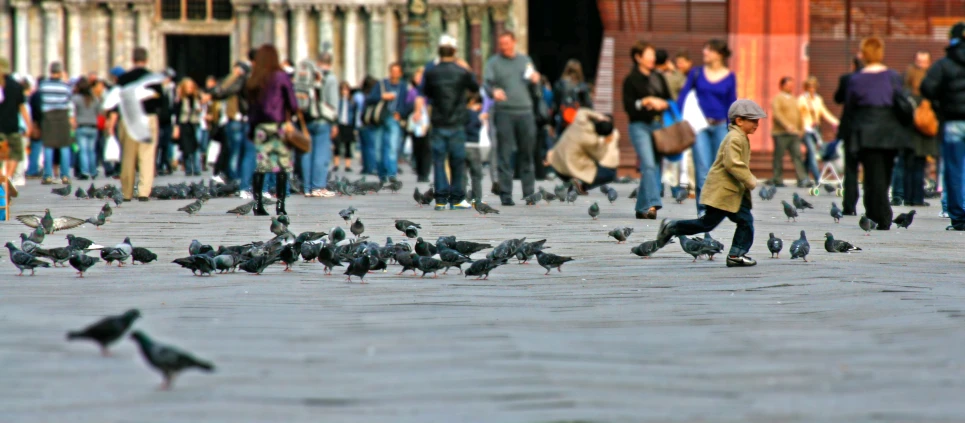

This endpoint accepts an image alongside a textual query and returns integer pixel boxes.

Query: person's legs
[413,135,431,181]
[241,123,257,192]
[430,129,451,206]
[313,122,332,192]
[630,121,663,213]
[905,154,926,205]
[26,139,42,177]
[184,151,197,175]
[359,127,374,174]
[381,118,401,180]
[943,121,965,227]
[42,147,55,179]
[692,127,715,214]
[136,117,159,198]
[75,128,93,178]
[726,199,755,256]
[227,120,244,181]
[771,134,788,185]
[891,153,906,204]
[860,149,896,229]
[119,122,138,199]
[843,145,860,214]
[156,124,172,174]
[465,147,483,202]
[785,135,807,185]
[494,112,517,200]
[275,171,289,215]
[448,129,467,205]
[670,207,728,236]
[515,113,538,197]
[339,124,353,169]
[197,127,210,172]
[533,125,547,180]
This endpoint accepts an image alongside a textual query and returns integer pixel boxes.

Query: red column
[491,3,508,55]
[468,6,484,78]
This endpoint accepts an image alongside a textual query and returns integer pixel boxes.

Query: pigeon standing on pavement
[628,187,638,199]
[588,202,600,220]
[178,199,204,215]
[535,250,575,275]
[131,247,158,265]
[565,189,578,204]
[789,230,810,262]
[75,187,89,199]
[792,193,814,211]
[608,227,634,244]
[68,250,100,277]
[5,242,51,276]
[344,255,373,282]
[51,184,72,197]
[859,214,877,235]
[129,330,214,390]
[32,245,74,267]
[830,202,843,223]
[350,218,365,239]
[226,201,256,216]
[824,232,862,253]
[86,211,107,229]
[893,210,916,229]
[19,234,40,255]
[66,309,141,356]
[630,240,660,258]
[606,188,618,204]
[781,200,798,222]
[270,217,288,236]
[464,258,509,280]
[101,203,113,220]
[767,233,783,258]
[473,200,499,216]
[674,188,688,204]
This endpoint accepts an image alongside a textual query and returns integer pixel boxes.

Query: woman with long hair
[245,44,299,216]
[678,39,737,216]
[71,78,102,179]
[553,59,593,135]
[173,77,203,176]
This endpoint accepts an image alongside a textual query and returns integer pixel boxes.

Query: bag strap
[666,100,682,121]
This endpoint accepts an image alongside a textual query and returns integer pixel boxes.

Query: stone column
[428,7,442,54]
[443,6,462,48]
[11,0,29,75]
[269,3,289,61]
[108,3,132,68]
[383,7,397,67]
[396,5,408,64]
[0,2,10,63]
[234,4,251,62]
[290,5,308,62]
[342,5,359,86]
[316,4,335,54]
[466,5,484,78]
[65,2,84,76]
[491,2,509,55]
[366,5,385,79]
[41,1,64,72]
[134,3,153,53]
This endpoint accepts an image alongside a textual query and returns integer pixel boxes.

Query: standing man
[365,62,410,183]
[484,31,541,206]
[770,76,807,187]
[38,61,75,185]
[921,22,965,231]
[300,51,338,198]
[0,58,31,197]
[422,35,480,210]
[107,47,165,201]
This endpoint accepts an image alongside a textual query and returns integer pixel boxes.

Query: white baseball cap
[439,35,457,48]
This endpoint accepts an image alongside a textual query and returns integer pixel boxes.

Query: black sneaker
[500,196,516,206]
[890,198,904,206]
[947,224,965,231]
[726,255,757,267]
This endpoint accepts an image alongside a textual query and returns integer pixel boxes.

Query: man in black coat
[835,55,863,215]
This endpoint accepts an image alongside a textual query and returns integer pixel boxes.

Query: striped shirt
[37,79,74,113]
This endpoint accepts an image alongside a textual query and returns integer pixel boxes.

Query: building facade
[0,0,528,85]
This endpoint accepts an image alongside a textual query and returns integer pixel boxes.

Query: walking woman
[678,39,737,215]
[798,76,839,187]
[173,77,204,176]
[332,81,356,173]
[71,79,101,180]
[245,44,299,216]
[844,37,909,230]
[622,41,671,219]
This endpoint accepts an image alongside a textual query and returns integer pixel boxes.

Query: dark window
[186,0,206,20]
[212,0,233,20]
[160,0,181,20]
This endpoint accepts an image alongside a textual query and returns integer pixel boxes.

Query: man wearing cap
[0,58,32,194]
[656,99,766,267]
[921,22,965,231]
[37,61,75,185]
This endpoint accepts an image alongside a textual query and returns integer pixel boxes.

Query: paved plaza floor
[1,169,964,423]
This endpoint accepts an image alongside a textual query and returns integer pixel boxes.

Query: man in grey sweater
[484,31,541,205]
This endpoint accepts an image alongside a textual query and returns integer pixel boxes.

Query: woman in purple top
[843,37,910,229]
[245,44,299,216]
[678,39,738,215]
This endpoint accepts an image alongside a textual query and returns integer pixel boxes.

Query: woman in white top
[798,76,839,185]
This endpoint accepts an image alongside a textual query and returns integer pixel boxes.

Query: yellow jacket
[549,108,620,184]
[798,93,839,130]
[700,124,757,213]
[771,92,802,135]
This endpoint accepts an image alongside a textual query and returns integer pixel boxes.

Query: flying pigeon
[16,209,86,234]
[781,200,798,222]
[588,202,600,220]
[830,202,843,223]
[68,250,100,277]
[129,330,215,390]
[5,242,51,276]
[66,309,140,356]
[608,227,634,244]
[859,214,877,235]
[767,233,783,258]
[789,230,810,262]
[792,193,814,212]
[535,250,574,275]
[893,210,916,229]
[824,232,862,253]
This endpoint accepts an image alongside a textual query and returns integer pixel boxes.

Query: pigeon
[75,187,89,199]
[178,199,203,215]
[66,309,140,356]
[16,209,86,234]
[415,256,445,278]
[588,202,600,220]
[213,254,236,273]
[535,250,574,275]
[329,226,346,244]
[413,187,424,206]
[51,184,72,197]
[674,188,688,204]
[767,233,783,258]
[105,237,133,266]
[33,246,74,267]
[438,248,472,274]
[129,330,215,390]
[87,183,103,199]
[488,237,526,261]
[299,241,322,262]
[464,258,509,280]
[68,250,100,277]
[453,240,492,257]
[539,187,557,203]
[893,210,916,229]
[131,247,157,265]
[824,232,862,253]
[758,183,776,201]
[565,189,578,204]
[238,253,279,275]
[473,200,499,216]
[677,235,707,262]
[414,237,437,257]
[101,202,113,220]
[554,184,568,202]
[386,179,403,193]
[781,200,798,222]
[394,251,419,276]
[268,217,290,237]
[859,214,877,235]
[174,254,215,276]
[404,225,419,239]
[515,239,548,264]
[830,202,843,223]
[522,191,542,206]
[608,227,634,244]
[279,243,299,272]
[226,201,255,216]
[599,185,610,195]
[350,218,365,239]
[317,245,343,275]
[344,255,372,282]
[789,230,810,262]
[5,242,51,276]
[395,219,421,232]
[628,187,638,199]
[698,233,725,260]
[792,193,814,211]
[630,240,660,258]
[19,234,40,255]
[823,184,838,194]
[27,227,45,244]
[86,211,107,229]
[606,188,618,204]
[189,240,214,256]
[66,234,102,251]
[421,187,435,206]
[339,206,358,222]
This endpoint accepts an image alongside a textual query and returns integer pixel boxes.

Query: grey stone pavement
[1,168,965,423]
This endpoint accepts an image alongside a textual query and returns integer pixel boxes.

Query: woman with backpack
[553,59,593,137]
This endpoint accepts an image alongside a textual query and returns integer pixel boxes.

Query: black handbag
[531,83,551,126]
[891,73,917,127]
[362,80,390,126]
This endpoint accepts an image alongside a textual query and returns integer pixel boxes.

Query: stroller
[808,139,844,197]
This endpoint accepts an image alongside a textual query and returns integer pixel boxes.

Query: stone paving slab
[1,170,964,423]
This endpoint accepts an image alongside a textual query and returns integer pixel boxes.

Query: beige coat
[771,92,802,135]
[549,108,620,184]
[700,124,757,213]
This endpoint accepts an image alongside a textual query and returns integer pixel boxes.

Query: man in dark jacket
[834,55,863,215]
[421,35,480,210]
[921,22,965,231]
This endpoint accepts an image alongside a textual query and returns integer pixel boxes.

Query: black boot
[252,172,269,216]
[275,172,288,216]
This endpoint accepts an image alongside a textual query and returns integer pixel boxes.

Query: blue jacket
[365,78,411,121]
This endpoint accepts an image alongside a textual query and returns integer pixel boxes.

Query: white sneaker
[211,175,225,184]
[263,192,274,200]
[939,211,949,218]
[239,190,252,199]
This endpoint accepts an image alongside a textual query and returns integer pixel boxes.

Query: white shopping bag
[478,121,492,160]
[104,135,121,161]
[207,141,220,164]
[403,135,413,157]
[682,91,708,134]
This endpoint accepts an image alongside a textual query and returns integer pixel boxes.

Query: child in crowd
[656,99,766,267]
[465,92,484,203]
[173,77,203,176]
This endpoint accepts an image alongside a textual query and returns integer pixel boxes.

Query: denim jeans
[195,127,210,172]
[943,121,965,227]
[184,152,199,174]
[157,124,173,173]
[374,117,401,181]
[430,126,467,205]
[692,122,729,214]
[300,121,333,192]
[628,121,664,213]
[359,126,377,174]
[26,139,43,176]
[802,130,822,183]
[42,145,72,179]
[75,126,99,177]
[227,120,246,182]
[891,154,905,201]
[672,197,754,256]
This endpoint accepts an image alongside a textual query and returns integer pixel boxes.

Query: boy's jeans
[671,197,754,257]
